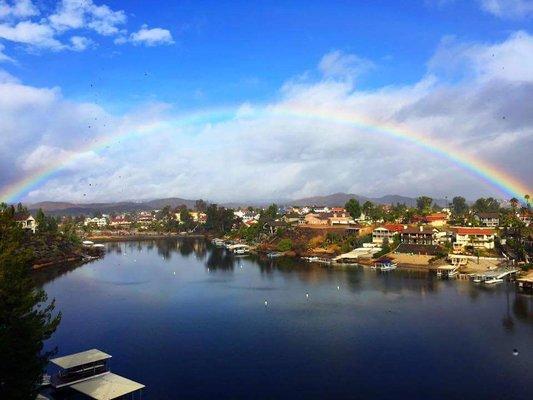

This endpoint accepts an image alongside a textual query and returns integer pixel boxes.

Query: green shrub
[277,238,293,252]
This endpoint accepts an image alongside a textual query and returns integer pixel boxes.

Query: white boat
[92,243,105,249]
[234,248,248,255]
[373,258,397,271]
[212,238,225,247]
[484,278,503,285]
[267,252,283,258]
[82,240,94,246]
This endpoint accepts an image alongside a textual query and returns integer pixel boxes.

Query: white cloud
[69,35,92,51]
[0,20,63,49]
[429,31,533,82]
[318,50,374,81]
[478,0,533,18]
[48,0,126,35]
[0,0,39,19]
[1,31,532,203]
[0,1,172,54]
[128,25,174,46]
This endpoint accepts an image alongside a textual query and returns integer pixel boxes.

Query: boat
[82,240,94,246]
[267,252,284,258]
[212,238,225,247]
[372,257,397,271]
[484,277,504,285]
[234,248,248,255]
[436,265,459,279]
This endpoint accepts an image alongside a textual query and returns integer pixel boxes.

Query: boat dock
[46,349,144,399]
[470,268,520,285]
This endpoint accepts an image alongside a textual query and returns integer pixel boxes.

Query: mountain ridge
[26,193,450,215]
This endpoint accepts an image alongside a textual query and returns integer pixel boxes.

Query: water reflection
[36,237,532,326]
[37,237,532,399]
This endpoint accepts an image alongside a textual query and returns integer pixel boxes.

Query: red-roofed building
[414,213,448,227]
[453,227,496,250]
[372,223,405,244]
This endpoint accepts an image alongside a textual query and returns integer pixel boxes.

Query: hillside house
[84,217,108,227]
[372,223,405,244]
[476,212,499,227]
[14,213,37,233]
[453,227,496,250]
[400,226,438,245]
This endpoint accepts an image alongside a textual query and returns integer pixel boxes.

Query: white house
[84,217,108,227]
[14,214,37,233]
[453,227,496,250]
[372,224,404,244]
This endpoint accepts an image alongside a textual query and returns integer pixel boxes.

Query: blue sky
[0,0,532,202]
[5,0,531,109]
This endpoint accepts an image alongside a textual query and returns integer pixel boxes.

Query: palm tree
[509,197,519,210]
[525,194,530,210]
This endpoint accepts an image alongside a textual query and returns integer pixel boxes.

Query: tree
[509,197,519,210]
[195,199,207,212]
[416,196,433,213]
[262,204,278,221]
[0,210,61,399]
[345,198,361,219]
[525,194,530,210]
[473,197,500,213]
[451,196,469,216]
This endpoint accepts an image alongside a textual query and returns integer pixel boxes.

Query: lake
[39,238,532,399]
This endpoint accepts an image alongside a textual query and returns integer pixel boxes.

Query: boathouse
[49,349,144,399]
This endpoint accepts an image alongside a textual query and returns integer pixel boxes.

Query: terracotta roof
[455,227,495,235]
[425,213,447,221]
[383,223,405,232]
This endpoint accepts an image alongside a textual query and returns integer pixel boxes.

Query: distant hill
[289,192,448,207]
[27,193,449,215]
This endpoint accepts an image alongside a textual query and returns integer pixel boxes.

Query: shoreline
[86,232,206,242]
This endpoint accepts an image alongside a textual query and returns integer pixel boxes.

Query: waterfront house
[14,213,37,233]
[476,212,500,227]
[372,223,405,244]
[84,217,108,228]
[400,226,438,245]
[453,227,496,250]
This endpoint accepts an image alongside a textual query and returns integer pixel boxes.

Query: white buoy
[240,264,243,269]
[173,271,176,275]
[513,349,519,356]
[264,300,268,306]
[337,286,340,290]
[306,292,309,299]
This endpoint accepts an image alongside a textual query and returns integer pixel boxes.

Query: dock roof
[50,349,112,369]
[70,373,145,400]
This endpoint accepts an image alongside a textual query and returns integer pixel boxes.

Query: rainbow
[0,105,530,203]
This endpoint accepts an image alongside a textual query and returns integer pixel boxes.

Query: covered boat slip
[70,373,145,400]
[47,349,145,399]
[50,349,112,388]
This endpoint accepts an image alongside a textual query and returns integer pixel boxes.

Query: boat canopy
[50,349,112,370]
[69,372,145,400]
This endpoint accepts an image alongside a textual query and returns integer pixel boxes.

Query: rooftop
[69,372,145,400]
[50,349,112,370]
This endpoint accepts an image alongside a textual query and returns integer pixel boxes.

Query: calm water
[39,238,532,399]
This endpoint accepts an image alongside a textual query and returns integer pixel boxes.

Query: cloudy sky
[0,0,532,203]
